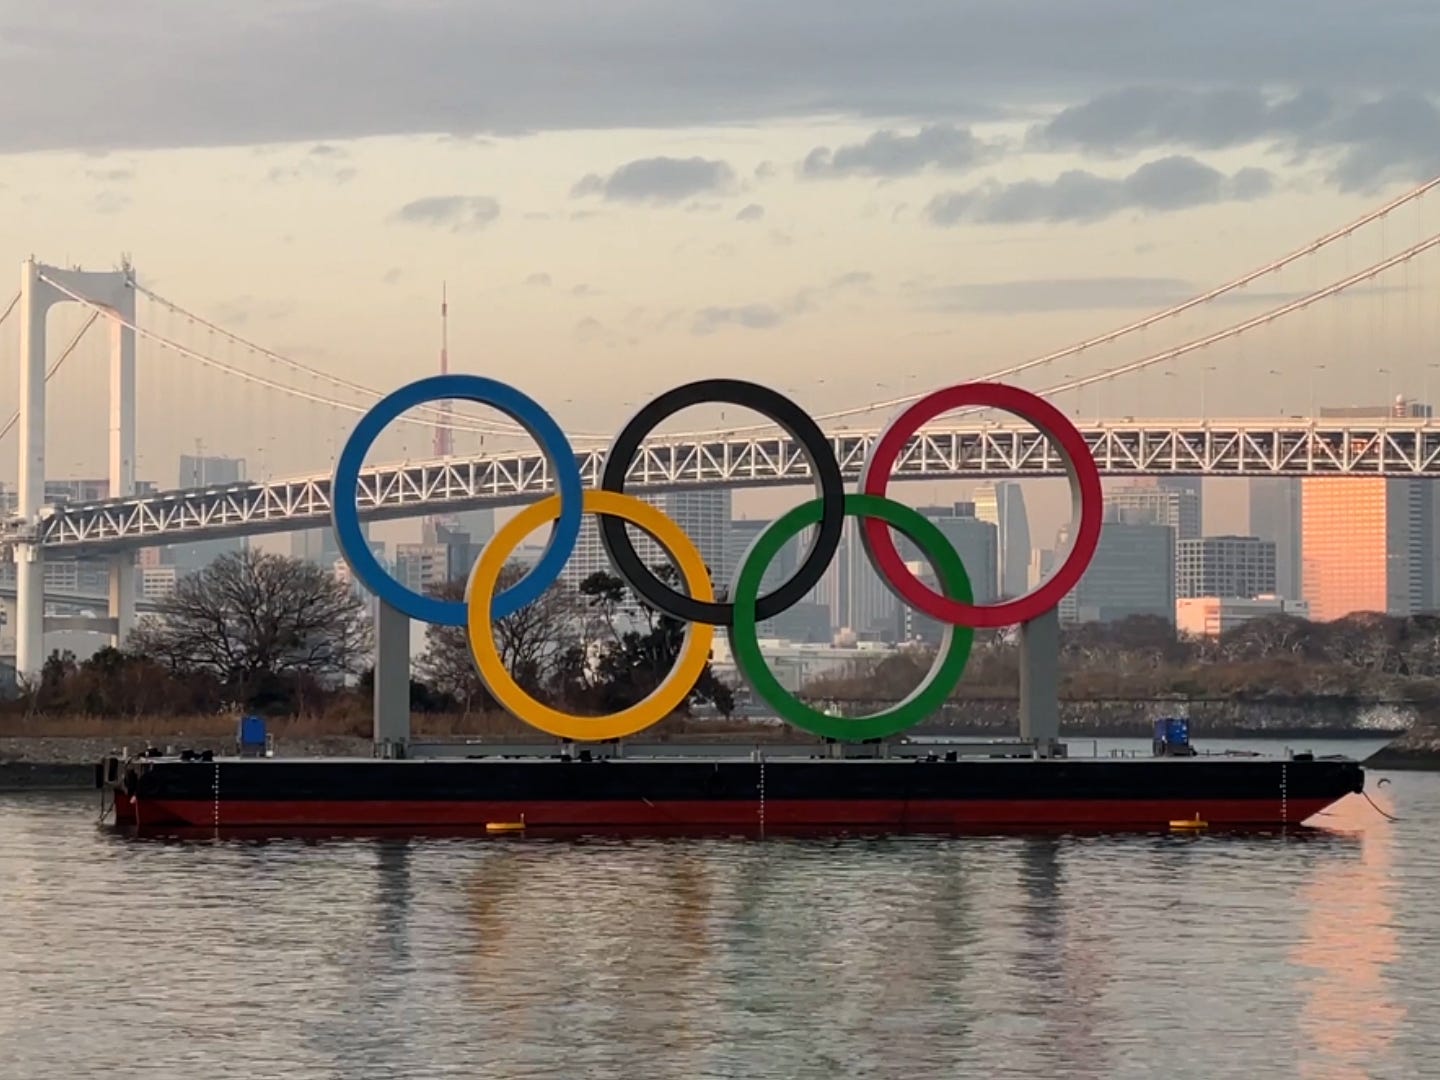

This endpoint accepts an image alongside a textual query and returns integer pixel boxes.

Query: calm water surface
[1,739,1437,1079]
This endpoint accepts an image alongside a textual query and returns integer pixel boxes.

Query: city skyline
[3,3,1440,657]
[2,4,1440,501]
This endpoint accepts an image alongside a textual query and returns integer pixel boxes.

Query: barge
[97,743,1365,835]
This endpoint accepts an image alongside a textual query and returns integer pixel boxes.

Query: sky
[2,0,1440,545]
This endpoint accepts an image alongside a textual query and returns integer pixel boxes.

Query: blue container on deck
[1152,716,1194,757]
[238,715,267,756]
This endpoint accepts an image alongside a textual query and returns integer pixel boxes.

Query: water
[1,740,1437,1079]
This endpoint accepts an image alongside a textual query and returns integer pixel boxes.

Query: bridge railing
[5,419,1440,554]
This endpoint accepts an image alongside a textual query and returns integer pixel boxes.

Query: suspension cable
[37,274,566,438]
[0,311,100,439]
[1030,230,1440,401]
[130,172,1440,439]
[130,280,611,440]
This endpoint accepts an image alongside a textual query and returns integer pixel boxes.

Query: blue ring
[330,374,584,626]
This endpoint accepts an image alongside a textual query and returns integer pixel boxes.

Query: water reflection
[1293,797,1404,1079]
[0,790,1431,1080]
[1010,838,1113,1079]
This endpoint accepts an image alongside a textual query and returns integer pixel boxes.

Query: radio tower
[433,282,453,458]
[425,283,458,542]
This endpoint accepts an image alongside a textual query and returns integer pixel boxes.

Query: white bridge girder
[4,418,1440,557]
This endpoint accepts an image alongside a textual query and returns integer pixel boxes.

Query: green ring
[726,493,975,741]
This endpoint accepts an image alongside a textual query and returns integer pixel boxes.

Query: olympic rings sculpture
[332,375,1103,743]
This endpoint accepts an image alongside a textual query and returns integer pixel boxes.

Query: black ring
[598,379,846,625]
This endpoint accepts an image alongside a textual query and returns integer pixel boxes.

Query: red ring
[858,383,1102,628]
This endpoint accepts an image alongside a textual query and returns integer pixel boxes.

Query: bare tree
[416,561,581,713]
[130,548,369,695]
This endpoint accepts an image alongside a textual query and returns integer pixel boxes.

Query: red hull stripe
[120,796,1344,830]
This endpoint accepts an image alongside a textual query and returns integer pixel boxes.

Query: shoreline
[0,727,1412,791]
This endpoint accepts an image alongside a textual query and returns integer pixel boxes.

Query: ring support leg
[1019,607,1061,756]
[373,598,411,757]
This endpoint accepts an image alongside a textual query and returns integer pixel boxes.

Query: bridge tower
[14,258,136,678]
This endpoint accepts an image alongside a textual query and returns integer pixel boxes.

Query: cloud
[575,316,633,348]
[211,295,295,327]
[392,195,500,231]
[1029,87,1332,155]
[801,123,993,178]
[754,161,777,180]
[4,3,1440,153]
[85,167,134,183]
[736,203,765,222]
[265,147,357,185]
[1317,93,1440,191]
[1029,86,1440,192]
[689,272,870,334]
[382,267,403,284]
[918,276,1196,313]
[92,190,131,215]
[925,156,1274,226]
[524,272,552,287]
[572,156,735,203]
[692,304,787,334]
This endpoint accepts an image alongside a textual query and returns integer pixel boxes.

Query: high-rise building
[1176,536,1277,599]
[900,508,998,605]
[139,566,179,601]
[1302,478,1433,620]
[1157,477,1203,532]
[844,518,899,641]
[1177,595,1311,637]
[896,509,998,644]
[728,518,832,642]
[1059,520,1175,625]
[291,527,341,566]
[1028,548,1055,590]
[1103,481,1201,540]
[1249,477,1302,599]
[169,454,247,572]
[973,481,1031,599]
[1302,399,1435,621]
[561,490,731,595]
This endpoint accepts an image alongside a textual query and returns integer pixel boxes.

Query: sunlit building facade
[1302,399,1436,621]
[973,481,1031,599]
[1249,477,1303,600]
[1301,477,1433,621]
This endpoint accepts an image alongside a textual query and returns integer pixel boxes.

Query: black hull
[103,753,1366,834]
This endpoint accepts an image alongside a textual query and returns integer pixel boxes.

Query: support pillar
[15,259,51,679]
[373,597,411,756]
[107,277,136,648]
[1019,607,1061,755]
[108,557,134,648]
[11,258,138,676]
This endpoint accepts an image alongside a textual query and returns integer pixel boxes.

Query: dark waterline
[0,746,1435,1079]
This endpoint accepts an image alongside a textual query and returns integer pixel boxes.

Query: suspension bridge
[1,174,1439,675]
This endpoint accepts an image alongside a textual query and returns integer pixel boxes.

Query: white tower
[13,258,136,678]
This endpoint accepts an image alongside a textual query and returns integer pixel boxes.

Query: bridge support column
[12,259,136,677]
[15,259,54,680]
[373,598,410,756]
[108,275,136,648]
[1019,607,1061,756]
[108,556,135,648]
[14,544,43,681]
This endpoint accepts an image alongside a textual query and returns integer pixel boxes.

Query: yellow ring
[466,489,717,741]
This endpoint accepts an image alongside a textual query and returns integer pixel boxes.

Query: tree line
[15,546,1440,720]
[802,610,1440,705]
[9,548,734,720]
